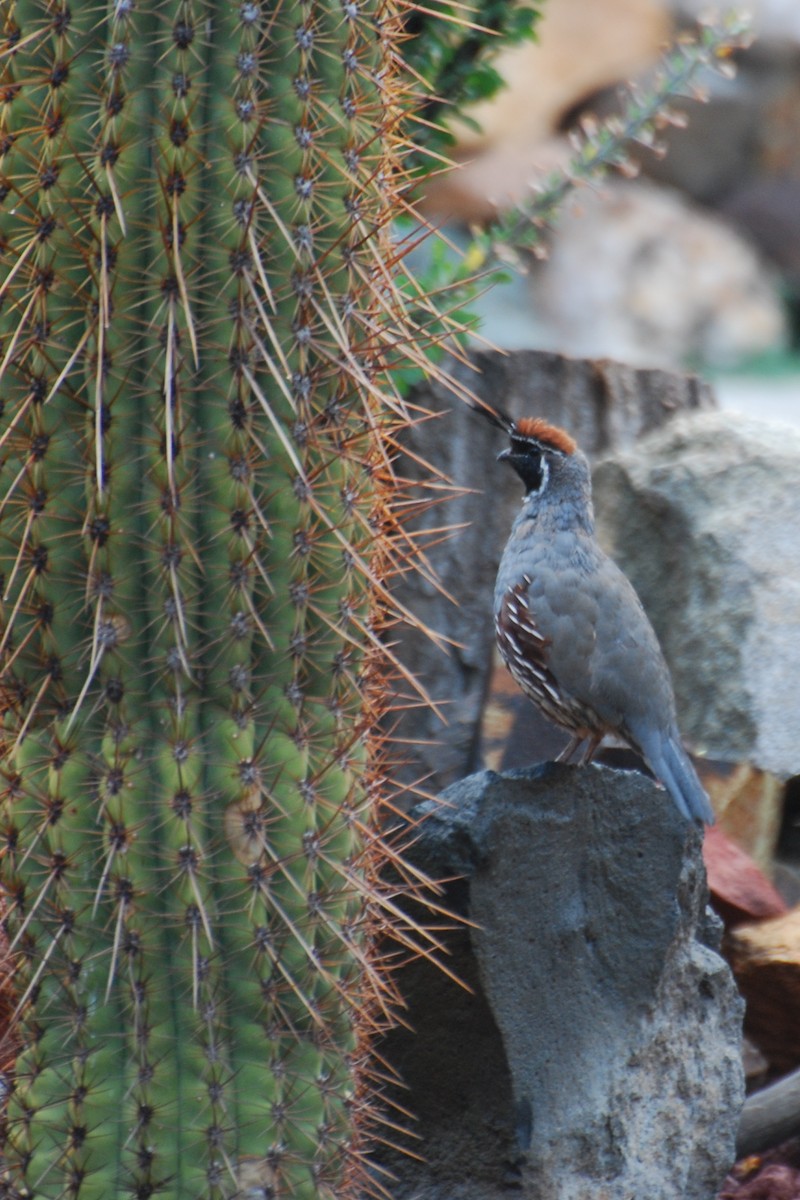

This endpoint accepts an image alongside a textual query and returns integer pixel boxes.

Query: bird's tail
[631,724,715,826]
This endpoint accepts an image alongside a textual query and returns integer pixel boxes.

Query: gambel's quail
[482,406,714,826]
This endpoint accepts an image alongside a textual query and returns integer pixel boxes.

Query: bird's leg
[556,734,584,763]
[579,732,604,764]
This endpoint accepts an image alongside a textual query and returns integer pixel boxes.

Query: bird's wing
[495,577,562,706]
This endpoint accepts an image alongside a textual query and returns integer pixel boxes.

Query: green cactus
[0,0,461,1195]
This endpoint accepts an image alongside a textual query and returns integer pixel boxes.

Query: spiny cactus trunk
[0,1,433,1195]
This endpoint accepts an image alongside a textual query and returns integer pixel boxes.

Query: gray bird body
[493,441,714,826]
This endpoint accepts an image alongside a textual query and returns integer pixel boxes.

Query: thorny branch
[477,14,753,261]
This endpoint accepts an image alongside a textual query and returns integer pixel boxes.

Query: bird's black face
[498,441,548,496]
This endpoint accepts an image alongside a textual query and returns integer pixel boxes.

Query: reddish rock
[704,824,788,928]
[720,1162,800,1199]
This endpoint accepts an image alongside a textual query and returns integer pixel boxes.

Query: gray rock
[380,766,745,1199]
[593,410,800,779]
[388,350,715,799]
[533,181,787,370]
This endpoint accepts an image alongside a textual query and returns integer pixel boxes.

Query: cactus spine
[0,0,434,1195]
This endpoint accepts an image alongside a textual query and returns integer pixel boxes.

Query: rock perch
[379,765,745,1200]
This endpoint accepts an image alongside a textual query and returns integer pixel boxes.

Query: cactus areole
[0,0,429,1195]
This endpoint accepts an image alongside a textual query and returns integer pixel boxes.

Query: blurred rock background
[414,0,800,417]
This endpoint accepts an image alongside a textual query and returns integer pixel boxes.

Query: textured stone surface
[379,766,745,1199]
[387,350,715,800]
[593,410,800,779]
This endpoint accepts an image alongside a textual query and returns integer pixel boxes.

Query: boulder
[592,410,800,779]
[379,766,745,1199]
[532,181,787,370]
